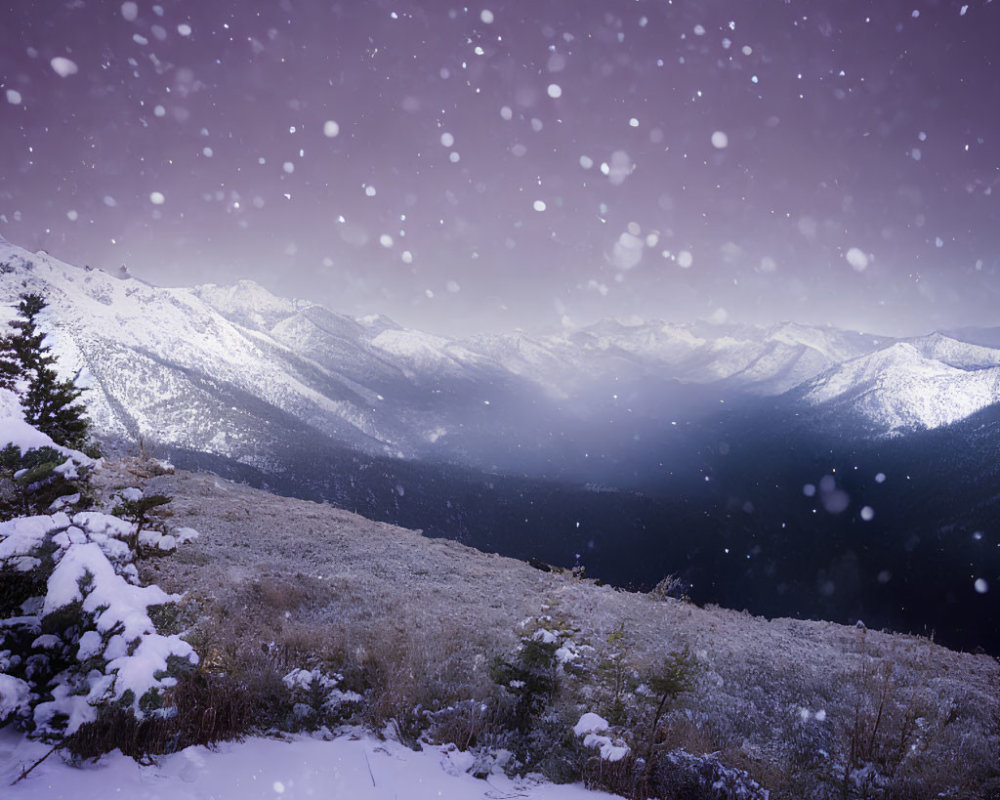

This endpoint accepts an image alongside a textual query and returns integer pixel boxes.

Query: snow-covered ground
[0,729,621,800]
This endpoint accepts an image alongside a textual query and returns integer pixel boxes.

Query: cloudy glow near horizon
[1,0,998,336]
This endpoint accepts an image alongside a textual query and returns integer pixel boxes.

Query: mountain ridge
[1,238,998,466]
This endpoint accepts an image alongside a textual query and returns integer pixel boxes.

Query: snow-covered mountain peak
[357,313,403,334]
[370,328,489,377]
[806,342,948,398]
[803,341,1000,432]
[908,332,1000,370]
[765,321,884,364]
[193,279,312,332]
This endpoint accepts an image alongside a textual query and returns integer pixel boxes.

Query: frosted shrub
[282,667,363,731]
[109,490,176,555]
[489,622,590,782]
[0,508,197,740]
[644,748,770,800]
[490,631,561,732]
[0,444,93,521]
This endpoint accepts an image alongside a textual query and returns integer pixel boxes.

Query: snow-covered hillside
[2,238,998,469]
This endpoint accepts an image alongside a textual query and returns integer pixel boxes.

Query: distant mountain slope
[466,319,886,397]
[801,341,1000,432]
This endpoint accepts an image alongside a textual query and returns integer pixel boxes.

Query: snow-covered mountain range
[2,237,998,472]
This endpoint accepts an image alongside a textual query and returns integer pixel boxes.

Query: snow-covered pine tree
[0,323,19,392]
[0,286,28,393]
[5,292,90,449]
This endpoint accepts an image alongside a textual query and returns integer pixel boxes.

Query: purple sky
[2,0,998,336]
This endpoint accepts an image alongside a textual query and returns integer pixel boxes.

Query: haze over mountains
[2,236,998,654]
[3,236,999,461]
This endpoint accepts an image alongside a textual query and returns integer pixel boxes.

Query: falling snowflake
[845,247,868,271]
[50,57,79,77]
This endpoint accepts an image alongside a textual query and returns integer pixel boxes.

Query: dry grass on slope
[98,461,1000,799]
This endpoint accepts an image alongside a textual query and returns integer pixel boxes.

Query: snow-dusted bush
[0,443,93,521]
[282,667,363,731]
[574,712,630,762]
[486,620,592,782]
[107,488,185,555]
[595,622,637,726]
[0,507,198,740]
[0,384,97,523]
[425,698,498,753]
[644,748,770,800]
[490,629,561,731]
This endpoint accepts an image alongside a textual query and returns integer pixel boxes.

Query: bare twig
[11,743,61,786]
[363,749,376,787]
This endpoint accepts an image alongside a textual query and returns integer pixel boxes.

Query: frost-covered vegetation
[0,505,198,739]
[111,464,999,800]
[3,454,1000,800]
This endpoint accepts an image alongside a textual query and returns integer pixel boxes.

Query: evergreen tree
[5,292,91,449]
[8,293,47,374]
[0,329,19,391]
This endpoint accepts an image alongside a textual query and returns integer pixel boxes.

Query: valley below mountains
[2,236,998,654]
